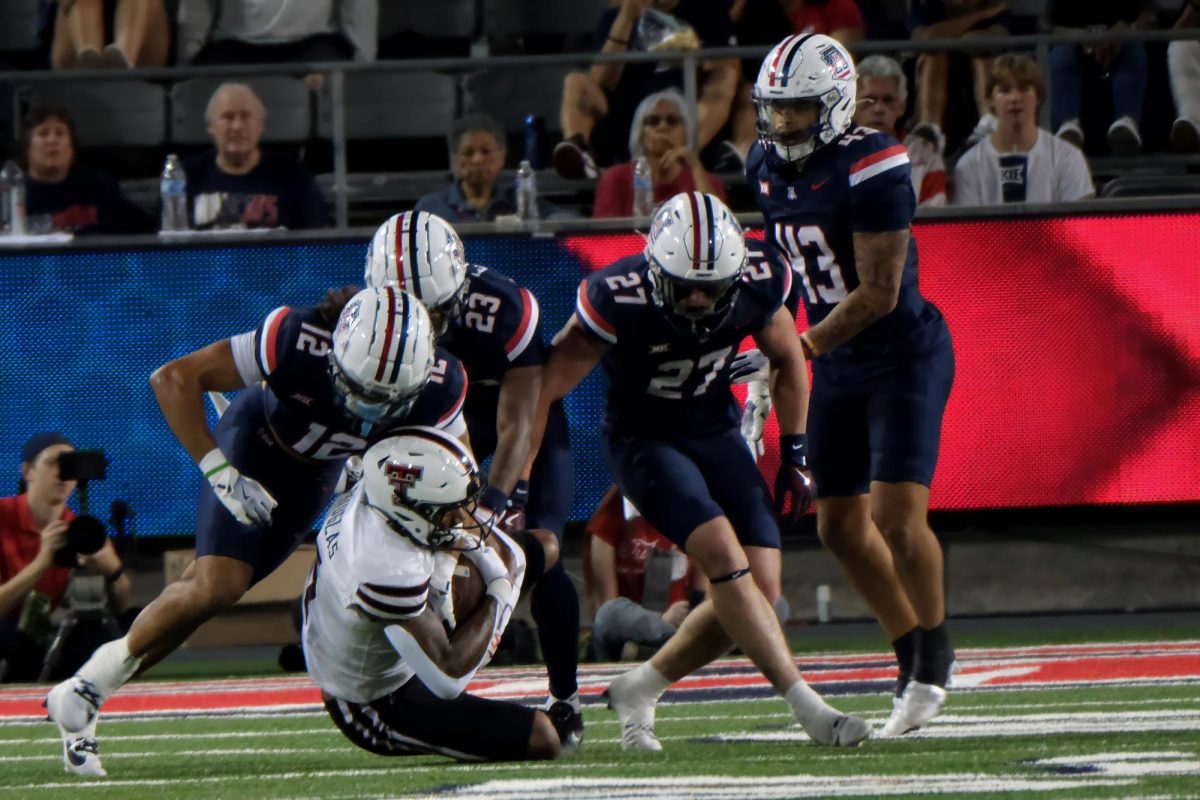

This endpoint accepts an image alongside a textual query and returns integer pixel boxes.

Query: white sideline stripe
[0,747,347,763]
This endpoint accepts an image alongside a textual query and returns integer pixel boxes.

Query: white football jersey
[302,484,435,704]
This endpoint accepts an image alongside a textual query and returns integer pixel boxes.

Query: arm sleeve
[383,622,475,699]
[592,167,629,219]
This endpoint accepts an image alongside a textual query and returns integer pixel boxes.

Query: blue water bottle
[524,115,546,170]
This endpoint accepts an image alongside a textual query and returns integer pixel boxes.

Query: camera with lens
[52,450,110,568]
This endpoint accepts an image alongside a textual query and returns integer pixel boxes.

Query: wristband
[480,484,509,514]
[780,433,809,468]
[608,35,630,46]
[198,448,229,478]
[486,577,513,605]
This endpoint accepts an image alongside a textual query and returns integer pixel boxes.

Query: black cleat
[546,700,584,754]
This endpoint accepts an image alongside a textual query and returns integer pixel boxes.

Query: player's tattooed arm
[803,229,908,357]
[754,306,810,435]
[524,318,610,477]
[150,339,249,463]
[488,365,541,497]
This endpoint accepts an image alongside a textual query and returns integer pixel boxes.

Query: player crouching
[303,426,566,762]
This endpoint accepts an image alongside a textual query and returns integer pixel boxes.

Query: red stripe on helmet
[374,287,397,382]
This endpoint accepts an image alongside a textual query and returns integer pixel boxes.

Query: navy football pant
[807,324,955,498]
[601,427,782,551]
[466,399,579,700]
[194,386,341,587]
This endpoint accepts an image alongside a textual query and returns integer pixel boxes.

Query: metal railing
[2,27,1199,229]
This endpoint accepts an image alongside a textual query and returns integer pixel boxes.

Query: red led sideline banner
[563,211,1200,510]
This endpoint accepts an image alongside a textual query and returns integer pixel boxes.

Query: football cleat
[603,673,663,752]
[803,712,872,747]
[881,680,947,737]
[545,699,585,755]
[886,657,959,736]
[61,733,106,777]
[46,677,102,734]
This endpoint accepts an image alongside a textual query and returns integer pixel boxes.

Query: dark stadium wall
[1,210,1197,536]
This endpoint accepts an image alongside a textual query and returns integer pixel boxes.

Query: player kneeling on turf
[302,426,565,762]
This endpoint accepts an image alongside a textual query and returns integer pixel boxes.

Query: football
[451,557,486,619]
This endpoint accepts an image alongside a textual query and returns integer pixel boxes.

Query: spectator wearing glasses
[953,54,1094,205]
[853,55,947,207]
[593,90,726,218]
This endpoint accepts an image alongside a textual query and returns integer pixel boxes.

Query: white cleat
[603,673,663,752]
[61,733,106,777]
[804,712,872,747]
[882,680,947,737]
[46,677,102,734]
[882,658,959,737]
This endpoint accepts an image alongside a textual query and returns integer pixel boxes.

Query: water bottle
[160,153,189,232]
[523,115,546,170]
[516,160,538,222]
[632,155,654,218]
[0,160,26,235]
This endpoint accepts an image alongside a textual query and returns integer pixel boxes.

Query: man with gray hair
[853,55,947,208]
[414,113,577,222]
[181,82,329,229]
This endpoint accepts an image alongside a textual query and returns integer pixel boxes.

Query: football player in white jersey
[304,426,567,762]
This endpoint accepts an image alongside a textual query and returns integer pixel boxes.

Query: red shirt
[0,494,72,622]
[593,161,727,219]
[583,488,690,606]
[787,0,865,35]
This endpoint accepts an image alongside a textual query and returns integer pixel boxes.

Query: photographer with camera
[0,434,130,683]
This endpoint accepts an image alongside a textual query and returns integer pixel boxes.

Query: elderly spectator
[853,55,947,207]
[181,83,329,230]
[954,54,1094,205]
[178,0,378,65]
[593,90,726,217]
[719,0,865,169]
[582,486,701,663]
[0,434,131,682]
[414,113,577,222]
[909,1,1013,155]
[21,106,154,235]
[51,0,170,69]
[552,0,739,179]
[1046,0,1155,155]
[1169,0,1200,152]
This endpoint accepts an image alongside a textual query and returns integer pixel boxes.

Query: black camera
[57,450,107,482]
[53,515,108,568]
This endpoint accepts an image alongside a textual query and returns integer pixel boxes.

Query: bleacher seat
[380,0,476,42]
[0,0,40,53]
[30,81,166,148]
[1098,174,1200,198]
[482,0,607,51]
[169,77,312,146]
[462,66,571,136]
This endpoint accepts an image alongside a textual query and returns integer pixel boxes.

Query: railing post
[331,68,349,230]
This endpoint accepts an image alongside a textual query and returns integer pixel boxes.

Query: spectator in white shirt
[853,55,947,207]
[954,54,1094,206]
[178,0,378,65]
[1169,0,1200,152]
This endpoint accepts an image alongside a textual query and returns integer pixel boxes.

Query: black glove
[774,434,815,523]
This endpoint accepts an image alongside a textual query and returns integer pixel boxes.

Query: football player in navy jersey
[45,286,468,777]
[363,211,583,750]
[532,192,871,752]
[748,33,957,736]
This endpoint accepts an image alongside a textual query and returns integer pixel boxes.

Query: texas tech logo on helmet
[384,463,424,504]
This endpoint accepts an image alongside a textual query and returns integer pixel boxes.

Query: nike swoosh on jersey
[811,179,829,190]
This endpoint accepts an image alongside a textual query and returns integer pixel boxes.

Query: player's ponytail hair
[317,285,361,324]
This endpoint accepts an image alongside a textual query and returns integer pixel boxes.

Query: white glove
[729,348,770,385]
[199,448,278,527]
[740,378,772,457]
[429,550,458,629]
[463,543,511,587]
[334,455,364,494]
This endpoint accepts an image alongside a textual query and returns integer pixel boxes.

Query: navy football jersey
[747,128,940,360]
[439,264,544,391]
[229,304,468,461]
[575,241,792,437]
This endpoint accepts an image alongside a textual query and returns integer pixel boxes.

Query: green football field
[3,625,1199,799]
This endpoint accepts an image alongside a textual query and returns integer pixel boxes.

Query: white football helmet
[364,211,469,336]
[330,287,434,433]
[753,33,858,162]
[644,192,747,337]
[362,426,485,551]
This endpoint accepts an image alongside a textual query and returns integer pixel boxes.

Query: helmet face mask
[329,288,434,435]
[362,427,489,552]
[753,34,857,163]
[644,192,747,338]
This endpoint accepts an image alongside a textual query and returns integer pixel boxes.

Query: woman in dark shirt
[22,106,154,235]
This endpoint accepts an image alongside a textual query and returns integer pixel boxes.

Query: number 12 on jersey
[774,222,848,306]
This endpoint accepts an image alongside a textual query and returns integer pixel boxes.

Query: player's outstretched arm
[487,364,541,500]
[149,339,249,463]
[801,229,909,359]
[524,318,610,478]
[754,306,809,436]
